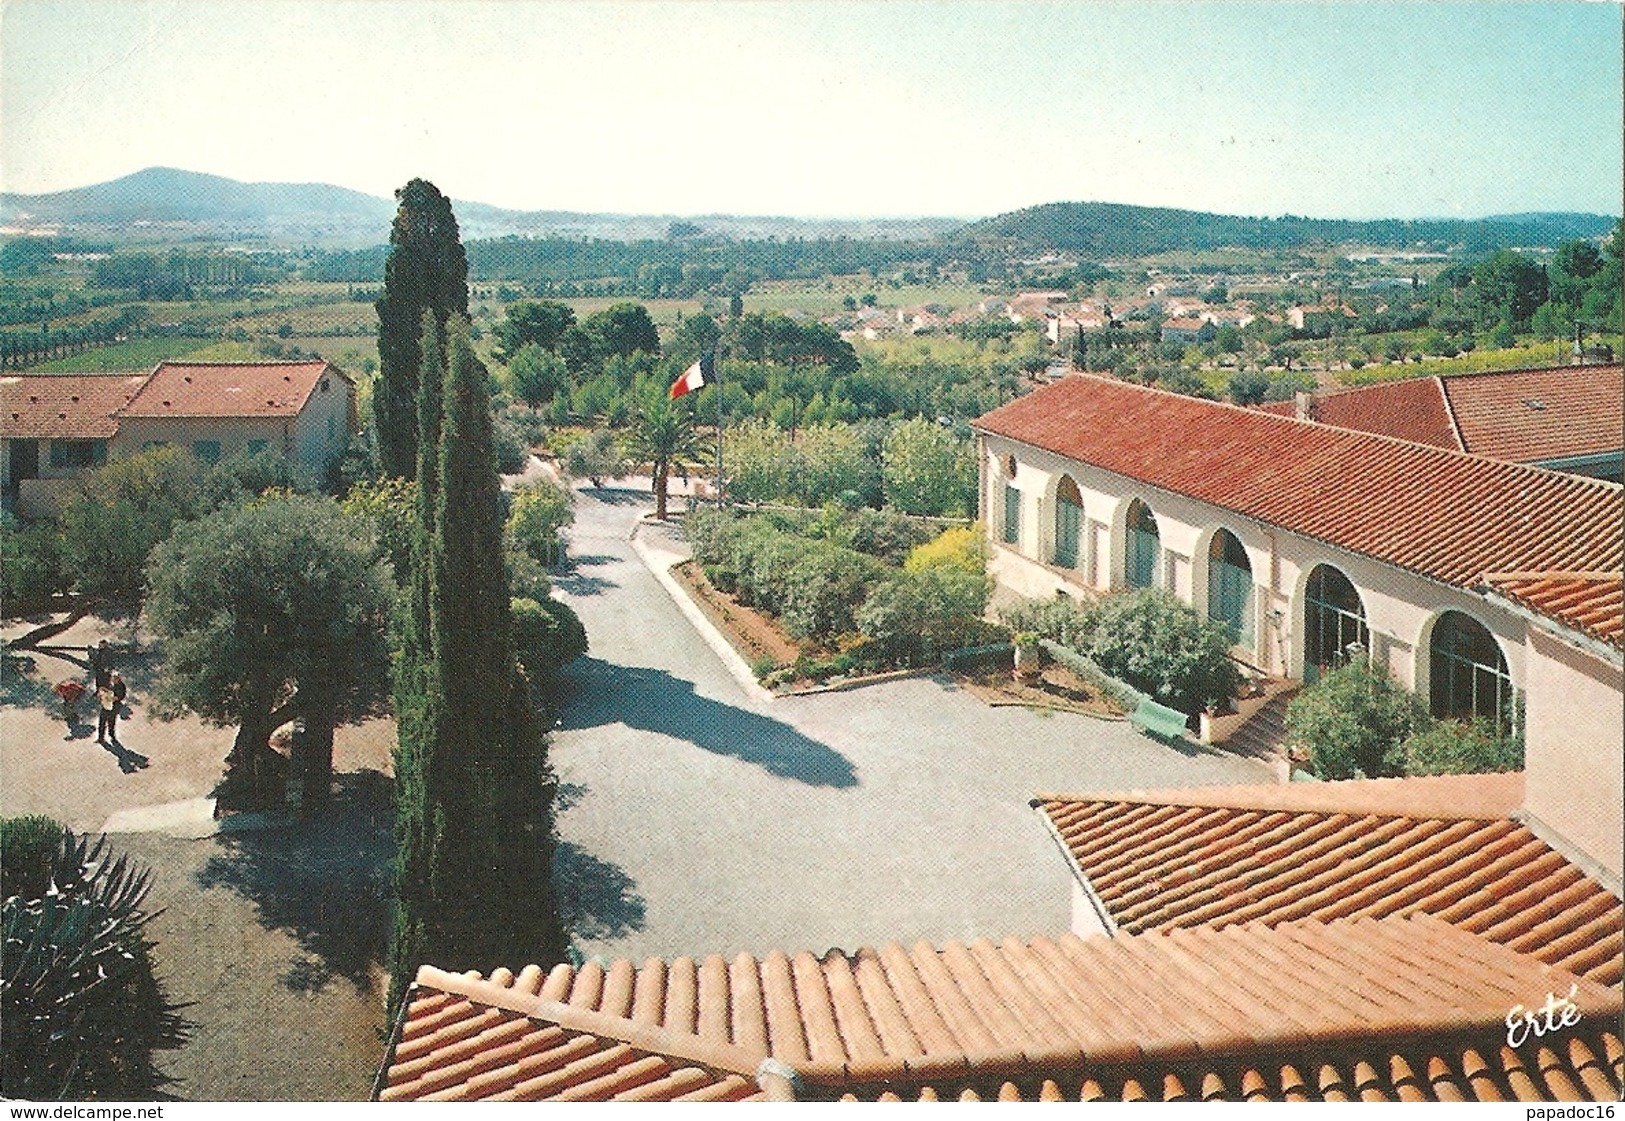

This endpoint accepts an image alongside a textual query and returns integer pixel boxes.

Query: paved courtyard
[551,486,1270,963]
[0,479,1269,1098]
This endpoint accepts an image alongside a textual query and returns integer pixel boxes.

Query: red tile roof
[118,360,340,418]
[0,374,148,439]
[1259,376,1460,448]
[1442,365,1622,464]
[1484,571,1625,650]
[379,914,1623,1102]
[1034,774,1623,988]
[1258,365,1624,465]
[973,374,1623,590]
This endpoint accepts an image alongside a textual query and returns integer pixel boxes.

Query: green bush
[1086,590,1242,714]
[0,814,65,902]
[1,514,67,614]
[1,825,186,1099]
[822,506,936,565]
[857,564,990,667]
[511,596,588,688]
[492,413,530,474]
[59,446,203,600]
[779,545,878,641]
[1284,658,1426,779]
[1400,717,1524,776]
[507,480,574,566]
[1002,594,1100,649]
[881,417,976,518]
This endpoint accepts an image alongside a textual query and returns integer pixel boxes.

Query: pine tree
[387,316,566,1013]
[374,179,469,479]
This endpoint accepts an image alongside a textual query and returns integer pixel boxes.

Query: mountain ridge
[1,167,1615,252]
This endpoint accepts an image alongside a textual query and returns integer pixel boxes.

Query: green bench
[1129,697,1190,740]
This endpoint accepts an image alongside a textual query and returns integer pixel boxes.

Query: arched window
[1303,565,1369,683]
[1054,476,1083,568]
[1124,500,1159,589]
[1429,611,1512,722]
[1207,529,1254,647]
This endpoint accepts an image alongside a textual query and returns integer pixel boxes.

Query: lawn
[29,336,217,372]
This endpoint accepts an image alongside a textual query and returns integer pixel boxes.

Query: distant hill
[0,167,961,245]
[0,167,395,241]
[955,201,1619,257]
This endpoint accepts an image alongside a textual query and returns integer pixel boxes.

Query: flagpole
[713,343,725,508]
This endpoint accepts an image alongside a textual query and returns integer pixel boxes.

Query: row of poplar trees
[375,180,567,1012]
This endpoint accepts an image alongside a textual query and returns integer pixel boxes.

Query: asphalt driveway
[551,485,1270,962]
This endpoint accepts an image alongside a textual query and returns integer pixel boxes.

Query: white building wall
[980,433,1528,696]
[1519,626,1624,886]
[290,372,354,478]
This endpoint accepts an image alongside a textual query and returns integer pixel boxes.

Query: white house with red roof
[2,359,354,516]
[971,373,1624,879]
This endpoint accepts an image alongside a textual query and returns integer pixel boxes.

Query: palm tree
[626,378,701,520]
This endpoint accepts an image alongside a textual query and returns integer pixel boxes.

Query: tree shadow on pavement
[552,553,619,597]
[555,658,858,788]
[195,769,394,994]
[554,840,647,941]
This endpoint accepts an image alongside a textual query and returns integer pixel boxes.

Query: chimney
[1294,391,1316,422]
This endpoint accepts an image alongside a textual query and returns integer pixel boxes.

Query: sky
[1,1,1621,220]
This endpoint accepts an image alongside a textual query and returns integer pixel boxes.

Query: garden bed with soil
[670,559,802,671]
[954,660,1124,719]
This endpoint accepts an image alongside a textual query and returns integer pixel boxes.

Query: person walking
[90,639,112,689]
[97,672,127,745]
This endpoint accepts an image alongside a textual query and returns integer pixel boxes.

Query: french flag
[669,354,711,399]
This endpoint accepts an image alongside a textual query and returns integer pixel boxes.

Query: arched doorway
[1302,564,1369,683]
[1124,499,1159,589]
[1429,611,1512,722]
[1000,456,1020,546]
[1207,529,1254,647]
[1054,476,1083,568]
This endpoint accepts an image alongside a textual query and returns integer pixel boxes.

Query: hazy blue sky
[2,1,1620,219]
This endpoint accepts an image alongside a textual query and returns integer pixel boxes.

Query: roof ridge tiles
[410,965,768,1081]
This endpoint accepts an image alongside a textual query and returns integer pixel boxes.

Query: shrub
[562,429,627,486]
[1,514,67,614]
[1002,593,1100,648]
[492,413,530,474]
[1227,369,1270,406]
[1086,590,1242,714]
[508,480,574,566]
[857,564,990,667]
[1,825,186,1099]
[792,424,880,507]
[1400,717,1524,776]
[59,446,202,600]
[0,814,64,902]
[779,545,878,641]
[904,523,986,575]
[511,596,588,688]
[1284,658,1426,779]
[197,448,310,509]
[881,417,976,517]
[824,506,935,565]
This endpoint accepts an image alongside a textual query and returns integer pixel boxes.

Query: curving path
[549,484,1270,963]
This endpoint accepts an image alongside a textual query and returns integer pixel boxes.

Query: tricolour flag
[670,355,711,399]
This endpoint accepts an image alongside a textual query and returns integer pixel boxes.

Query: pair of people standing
[90,639,126,745]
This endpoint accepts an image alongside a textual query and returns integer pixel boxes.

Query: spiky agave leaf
[0,826,187,1099]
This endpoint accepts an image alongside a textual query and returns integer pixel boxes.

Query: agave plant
[1,826,188,1099]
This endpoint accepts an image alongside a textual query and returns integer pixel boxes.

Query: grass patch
[28,337,214,372]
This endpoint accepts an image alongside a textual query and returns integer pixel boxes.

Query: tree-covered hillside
[957,201,1618,257]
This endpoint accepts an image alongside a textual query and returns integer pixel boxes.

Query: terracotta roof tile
[1442,365,1623,464]
[1,373,147,439]
[975,374,1623,590]
[1035,776,1622,988]
[1485,571,1624,649]
[380,915,1622,1102]
[117,360,342,418]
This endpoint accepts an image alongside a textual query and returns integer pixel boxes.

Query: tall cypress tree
[387,315,567,1013]
[374,179,469,480]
